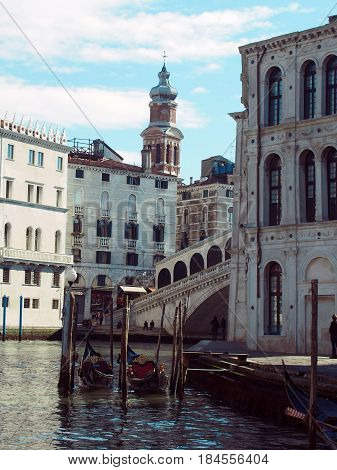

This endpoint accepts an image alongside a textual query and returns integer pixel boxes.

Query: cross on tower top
[162,50,167,64]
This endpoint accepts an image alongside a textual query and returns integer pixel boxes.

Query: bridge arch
[207,245,223,268]
[190,253,205,275]
[225,238,232,260]
[158,268,171,289]
[173,261,187,282]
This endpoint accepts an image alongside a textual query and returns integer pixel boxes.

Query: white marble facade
[0,120,72,328]
[229,17,337,354]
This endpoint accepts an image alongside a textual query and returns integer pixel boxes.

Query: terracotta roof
[179,173,233,189]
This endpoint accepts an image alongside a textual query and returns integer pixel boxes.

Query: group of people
[210,315,227,341]
[143,320,155,330]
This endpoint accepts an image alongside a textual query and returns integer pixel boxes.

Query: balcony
[0,247,73,267]
[74,205,83,216]
[98,237,110,248]
[127,240,137,250]
[128,212,137,222]
[73,234,83,246]
[156,214,166,225]
[101,209,110,218]
[155,242,164,252]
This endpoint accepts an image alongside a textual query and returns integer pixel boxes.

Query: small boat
[78,341,113,389]
[126,346,169,393]
[283,361,337,447]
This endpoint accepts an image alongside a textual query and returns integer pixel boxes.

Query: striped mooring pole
[2,295,7,341]
[19,295,23,341]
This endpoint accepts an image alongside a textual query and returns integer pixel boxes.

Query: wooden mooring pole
[155,303,166,365]
[178,300,184,401]
[110,301,114,381]
[169,306,179,393]
[120,294,130,402]
[309,279,318,450]
[18,295,23,341]
[58,290,73,395]
[2,295,7,341]
[70,293,78,391]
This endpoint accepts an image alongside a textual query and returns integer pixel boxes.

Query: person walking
[150,320,154,330]
[329,314,337,358]
[210,315,219,341]
[220,316,227,340]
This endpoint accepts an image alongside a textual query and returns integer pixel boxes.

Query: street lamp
[65,266,77,287]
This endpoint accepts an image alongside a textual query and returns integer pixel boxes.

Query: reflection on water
[0,340,310,450]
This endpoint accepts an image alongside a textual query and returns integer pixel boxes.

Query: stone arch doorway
[158,268,171,289]
[173,261,187,282]
[190,253,205,275]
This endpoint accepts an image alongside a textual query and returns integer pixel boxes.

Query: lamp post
[58,266,77,395]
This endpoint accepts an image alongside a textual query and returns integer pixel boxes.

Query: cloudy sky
[0,0,333,180]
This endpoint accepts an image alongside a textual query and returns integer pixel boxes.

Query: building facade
[229,16,337,354]
[66,64,182,324]
[176,156,234,250]
[0,119,72,328]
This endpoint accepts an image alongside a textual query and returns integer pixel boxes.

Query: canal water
[0,340,311,450]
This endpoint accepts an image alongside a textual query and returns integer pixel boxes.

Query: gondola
[282,361,337,446]
[78,341,113,389]
[126,346,169,393]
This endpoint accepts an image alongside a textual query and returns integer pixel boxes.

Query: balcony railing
[73,235,83,245]
[74,205,83,216]
[127,240,137,249]
[128,212,137,222]
[101,209,110,218]
[156,214,166,224]
[0,247,73,266]
[155,242,164,252]
[98,237,110,248]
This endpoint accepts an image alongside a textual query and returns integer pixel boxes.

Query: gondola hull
[127,368,169,393]
[79,341,113,390]
[126,349,169,393]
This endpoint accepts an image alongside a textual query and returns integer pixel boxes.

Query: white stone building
[66,64,182,324]
[229,16,337,355]
[0,119,72,329]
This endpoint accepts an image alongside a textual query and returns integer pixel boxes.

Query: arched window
[174,146,178,166]
[268,155,282,226]
[173,261,187,282]
[128,194,136,216]
[180,232,188,249]
[190,253,204,275]
[183,209,189,225]
[73,217,82,234]
[327,148,337,220]
[266,263,282,335]
[55,231,61,254]
[268,68,282,126]
[26,226,33,250]
[207,245,223,268]
[158,268,171,289]
[157,198,164,216]
[156,144,161,163]
[166,144,170,164]
[305,152,315,222]
[74,188,83,206]
[202,206,208,223]
[303,62,316,119]
[34,228,41,251]
[326,56,337,115]
[4,223,11,248]
[153,224,164,242]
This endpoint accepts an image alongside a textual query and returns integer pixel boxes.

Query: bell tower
[141,59,183,176]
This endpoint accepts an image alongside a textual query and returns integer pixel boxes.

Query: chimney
[141,148,151,171]
[329,15,337,23]
[189,176,193,185]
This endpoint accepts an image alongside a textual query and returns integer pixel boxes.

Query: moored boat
[78,341,113,390]
[126,346,169,393]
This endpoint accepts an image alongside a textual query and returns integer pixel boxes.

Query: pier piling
[2,295,7,341]
[309,279,318,450]
[19,295,23,341]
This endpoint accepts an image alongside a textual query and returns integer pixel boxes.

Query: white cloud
[196,63,223,74]
[191,86,208,94]
[116,150,141,166]
[0,2,312,64]
[0,75,206,131]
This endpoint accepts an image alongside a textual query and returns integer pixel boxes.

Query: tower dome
[149,64,178,103]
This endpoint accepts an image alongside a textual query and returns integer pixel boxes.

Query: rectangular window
[5,180,13,199]
[126,252,138,266]
[155,179,168,189]
[72,248,81,262]
[96,251,111,264]
[2,268,10,283]
[7,144,14,160]
[97,275,106,287]
[33,271,41,286]
[52,272,60,287]
[203,190,209,198]
[2,296,9,308]
[37,152,44,167]
[226,189,234,198]
[75,169,84,179]
[24,298,30,309]
[182,191,191,200]
[28,150,35,165]
[52,299,59,310]
[32,299,39,309]
[27,184,34,202]
[127,175,140,186]
[56,189,62,207]
[102,173,110,182]
[24,270,32,285]
[57,156,63,171]
[36,186,43,204]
